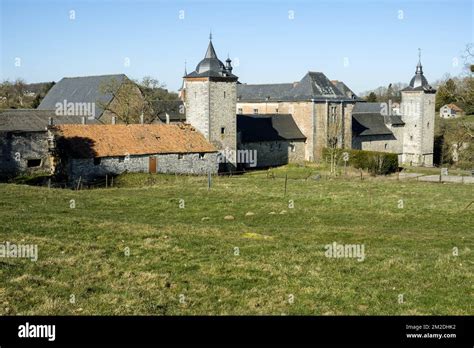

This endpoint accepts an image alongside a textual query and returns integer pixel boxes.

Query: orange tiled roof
[53,124,217,158]
[446,103,463,112]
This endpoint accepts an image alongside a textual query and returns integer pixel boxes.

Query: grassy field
[0,169,472,315]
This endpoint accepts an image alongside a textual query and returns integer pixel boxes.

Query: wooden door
[149,156,157,173]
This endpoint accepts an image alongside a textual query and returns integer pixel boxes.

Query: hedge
[323,148,399,175]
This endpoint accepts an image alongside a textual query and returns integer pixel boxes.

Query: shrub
[322,148,399,175]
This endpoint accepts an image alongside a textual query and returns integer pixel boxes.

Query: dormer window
[253,109,258,115]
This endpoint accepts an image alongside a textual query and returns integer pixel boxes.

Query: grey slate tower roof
[237,72,356,102]
[402,53,436,93]
[237,114,306,142]
[185,39,237,80]
[37,74,128,118]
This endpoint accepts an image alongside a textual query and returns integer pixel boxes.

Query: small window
[93,158,101,165]
[238,108,243,114]
[384,143,388,149]
[410,135,413,141]
[224,91,226,98]
[275,108,279,114]
[178,154,183,160]
[270,144,274,152]
[427,122,430,128]
[221,127,225,135]
[27,159,41,168]
[290,144,296,152]
[118,156,125,163]
[278,143,282,150]
[199,153,205,160]
[253,109,258,115]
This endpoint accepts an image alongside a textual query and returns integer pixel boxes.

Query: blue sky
[1,0,472,94]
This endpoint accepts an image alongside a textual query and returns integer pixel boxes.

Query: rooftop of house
[444,103,463,112]
[237,114,306,142]
[53,124,217,158]
[0,109,97,132]
[37,74,129,119]
[237,72,358,102]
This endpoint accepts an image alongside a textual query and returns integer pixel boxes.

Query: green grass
[0,171,472,315]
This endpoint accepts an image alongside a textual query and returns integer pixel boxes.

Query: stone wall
[209,81,237,166]
[0,131,52,178]
[66,152,218,182]
[186,78,237,169]
[236,100,354,162]
[401,91,435,166]
[352,124,404,155]
[238,140,305,168]
[184,79,210,138]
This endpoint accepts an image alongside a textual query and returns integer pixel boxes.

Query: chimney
[165,113,170,124]
[81,116,86,125]
[112,116,116,125]
[48,117,54,126]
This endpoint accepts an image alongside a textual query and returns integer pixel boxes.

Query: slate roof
[401,61,436,93]
[53,124,217,158]
[154,100,186,123]
[352,102,404,136]
[0,109,97,132]
[352,113,393,136]
[185,40,237,80]
[352,102,385,114]
[237,114,306,143]
[331,80,359,99]
[237,72,354,102]
[37,74,128,118]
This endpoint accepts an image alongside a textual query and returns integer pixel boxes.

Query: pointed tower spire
[416,48,423,74]
[204,34,218,59]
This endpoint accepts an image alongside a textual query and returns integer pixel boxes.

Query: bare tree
[327,105,343,175]
[98,78,150,124]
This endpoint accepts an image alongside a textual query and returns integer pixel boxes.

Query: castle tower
[400,51,436,166]
[184,35,238,169]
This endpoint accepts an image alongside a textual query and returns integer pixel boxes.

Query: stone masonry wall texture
[68,153,218,182]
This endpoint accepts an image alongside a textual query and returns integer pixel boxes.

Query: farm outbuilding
[51,124,218,183]
[0,109,96,179]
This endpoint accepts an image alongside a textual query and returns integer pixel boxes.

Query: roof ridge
[62,74,127,80]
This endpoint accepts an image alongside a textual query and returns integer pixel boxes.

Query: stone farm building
[51,124,218,182]
[0,109,97,178]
